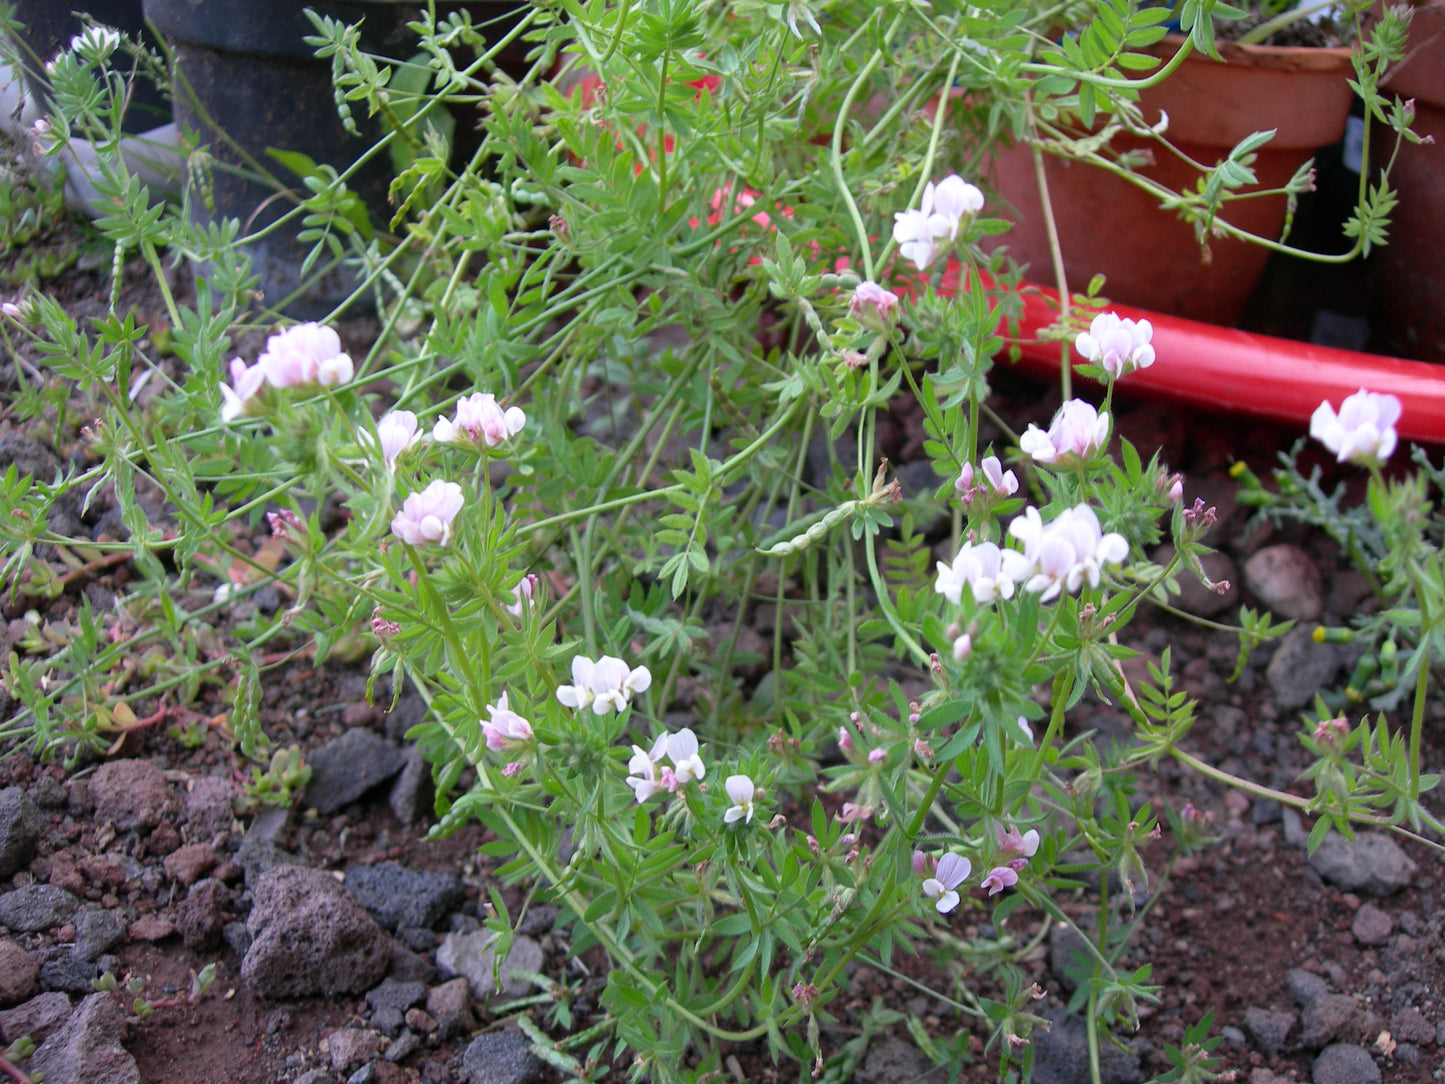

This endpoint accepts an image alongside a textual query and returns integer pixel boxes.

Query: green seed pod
[758,501,859,556]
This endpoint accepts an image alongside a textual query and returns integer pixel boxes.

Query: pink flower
[433,392,526,448]
[921,852,972,913]
[390,480,464,546]
[1019,399,1110,465]
[837,726,854,754]
[625,730,705,803]
[1310,389,1402,465]
[220,357,269,423]
[482,691,533,751]
[850,281,900,332]
[951,633,972,661]
[506,573,539,617]
[955,455,1019,508]
[1076,312,1155,378]
[867,747,885,764]
[982,866,1019,896]
[257,322,353,388]
[996,824,1041,863]
[373,410,421,470]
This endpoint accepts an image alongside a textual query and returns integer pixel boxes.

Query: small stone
[164,842,217,887]
[330,1027,385,1072]
[40,953,99,994]
[0,990,73,1045]
[76,854,126,888]
[853,1036,941,1084]
[0,884,79,932]
[146,821,181,856]
[1265,626,1343,710]
[435,932,542,1003]
[89,760,171,831]
[72,909,127,961]
[1351,903,1393,946]
[388,747,434,826]
[1030,1007,1141,1084]
[128,915,175,942]
[293,1073,333,1084]
[1243,544,1324,621]
[0,939,39,1006]
[404,1008,436,1033]
[27,990,139,1084]
[462,1030,541,1084]
[1243,1007,1295,1056]
[1307,832,1417,896]
[1288,968,1329,1008]
[425,977,476,1040]
[242,866,390,999]
[1311,1043,1379,1084]
[345,864,464,932]
[1048,921,1093,993]
[387,941,436,985]
[304,730,405,815]
[183,777,237,842]
[367,978,427,1036]
[1389,1006,1434,1045]
[175,879,229,951]
[384,1029,421,1063]
[1299,994,1357,1049]
[235,835,305,890]
[0,786,43,879]
[29,776,68,810]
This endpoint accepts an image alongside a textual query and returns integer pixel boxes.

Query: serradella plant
[2,2,1437,1083]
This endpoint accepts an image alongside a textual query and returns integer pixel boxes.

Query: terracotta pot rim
[1155,32,1354,71]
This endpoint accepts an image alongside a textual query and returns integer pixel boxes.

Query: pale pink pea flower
[1019,399,1110,465]
[892,174,984,270]
[556,655,652,715]
[921,853,972,914]
[934,540,1028,605]
[849,281,900,332]
[257,322,353,388]
[220,358,268,423]
[390,480,464,546]
[955,455,1019,508]
[982,866,1019,896]
[506,573,540,617]
[1076,311,1155,378]
[433,392,526,448]
[481,691,533,751]
[1310,388,1402,466]
[373,410,421,471]
[996,824,1041,865]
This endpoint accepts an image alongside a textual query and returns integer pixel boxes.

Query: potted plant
[987,2,1413,327]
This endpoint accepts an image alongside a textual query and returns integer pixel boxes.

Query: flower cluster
[390,480,464,546]
[955,455,1018,510]
[1019,399,1110,466]
[626,729,705,802]
[221,323,355,422]
[1075,311,1155,378]
[434,392,526,448]
[849,282,900,332]
[892,174,984,271]
[935,504,1128,607]
[557,655,652,714]
[1310,388,1402,466]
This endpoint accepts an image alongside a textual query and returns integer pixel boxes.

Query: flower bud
[849,281,900,333]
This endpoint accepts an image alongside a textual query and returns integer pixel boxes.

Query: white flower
[625,736,669,803]
[372,410,421,470]
[433,392,526,448]
[921,852,972,914]
[1008,504,1129,602]
[1310,389,1402,465]
[724,775,756,824]
[482,692,533,751]
[666,728,706,783]
[934,541,1028,605]
[891,174,985,270]
[390,480,464,546]
[219,357,268,423]
[1076,312,1155,378]
[1020,399,1110,465]
[556,654,652,714]
[70,25,120,60]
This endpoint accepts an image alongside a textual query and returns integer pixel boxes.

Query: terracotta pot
[988,35,1354,325]
[1370,0,1445,363]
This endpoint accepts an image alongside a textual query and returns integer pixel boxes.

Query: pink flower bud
[849,281,900,332]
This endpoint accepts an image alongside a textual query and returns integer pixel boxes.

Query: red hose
[929,261,1445,445]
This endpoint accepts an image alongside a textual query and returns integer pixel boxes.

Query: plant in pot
[13,3,1445,1084]
[988,0,1421,327]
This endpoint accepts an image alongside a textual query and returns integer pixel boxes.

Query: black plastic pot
[142,0,531,317]
[8,0,171,133]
